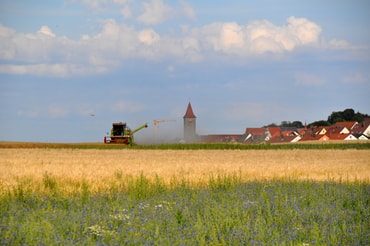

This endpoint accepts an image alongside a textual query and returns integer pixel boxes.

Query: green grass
[1,175,369,245]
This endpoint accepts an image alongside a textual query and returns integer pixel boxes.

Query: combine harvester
[104,122,148,145]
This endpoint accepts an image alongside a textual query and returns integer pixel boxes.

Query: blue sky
[0,0,369,143]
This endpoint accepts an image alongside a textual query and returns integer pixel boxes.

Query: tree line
[265,108,369,128]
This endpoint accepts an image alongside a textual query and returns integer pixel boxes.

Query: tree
[343,108,355,121]
[280,121,304,128]
[280,121,290,127]
[353,111,369,123]
[292,121,304,128]
[308,120,330,127]
[328,108,369,124]
[328,110,344,124]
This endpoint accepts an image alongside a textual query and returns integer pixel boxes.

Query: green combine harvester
[104,122,148,145]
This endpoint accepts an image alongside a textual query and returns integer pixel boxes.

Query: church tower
[183,102,197,142]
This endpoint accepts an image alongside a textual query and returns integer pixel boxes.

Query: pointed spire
[183,102,196,118]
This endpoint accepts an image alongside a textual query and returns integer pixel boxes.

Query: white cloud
[38,26,56,37]
[120,5,132,19]
[0,15,361,77]
[137,0,172,25]
[286,16,321,45]
[192,16,322,55]
[181,37,202,61]
[0,64,95,77]
[180,0,196,20]
[85,20,132,63]
[221,23,244,49]
[0,23,16,37]
[138,29,160,45]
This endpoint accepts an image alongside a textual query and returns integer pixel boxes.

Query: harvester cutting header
[104,122,148,145]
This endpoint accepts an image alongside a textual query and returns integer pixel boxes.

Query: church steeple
[183,102,196,119]
[183,102,197,142]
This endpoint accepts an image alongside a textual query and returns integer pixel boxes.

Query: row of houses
[199,118,370,144]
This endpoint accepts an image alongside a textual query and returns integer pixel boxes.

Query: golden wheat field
[1,148,369,194]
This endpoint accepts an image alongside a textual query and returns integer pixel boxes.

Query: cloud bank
[137,0,173,25]
[0,14,357,77]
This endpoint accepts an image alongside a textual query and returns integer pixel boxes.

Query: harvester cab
[104,122,148,145]
[111,122,126,136]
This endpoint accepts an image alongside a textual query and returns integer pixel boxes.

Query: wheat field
[1,148,369,194]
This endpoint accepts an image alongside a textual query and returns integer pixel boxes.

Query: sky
[0,0,369,143]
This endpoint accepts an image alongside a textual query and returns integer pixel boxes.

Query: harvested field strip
[1,149,369,195]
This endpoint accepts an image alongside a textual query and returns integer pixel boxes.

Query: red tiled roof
[268,127,281,137]
[317,135,330,141]
[299,134,329,141]
[334,121,357,130]
[281,130,298,136]
[246,128,266,135]
[329,133,357,140]
[183,102,196,118]
[364,118,370,125]
[299,135,315,141]
[351,119,370,135]
[296,128,306,136]
[329,133,347,140]
[321,125,348,135]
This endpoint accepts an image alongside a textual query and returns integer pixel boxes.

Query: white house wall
[363,125,370,137]
[344,134,357,140]
[340,127,350,134]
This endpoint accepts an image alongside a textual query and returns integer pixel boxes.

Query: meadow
[0,144,369,245]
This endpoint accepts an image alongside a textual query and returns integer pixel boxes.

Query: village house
[351,118,370,139]
[242,127,301,143]
[242,128,269,143]
[298,119,370,142]
[182,103,370,143]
